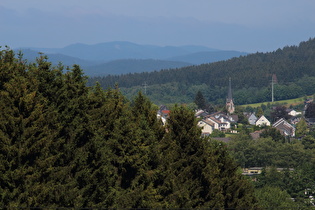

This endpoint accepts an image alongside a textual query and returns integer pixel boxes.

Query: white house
[288,109,302,117]
[207,116,231,131]
[255,115,271,127]
[197,111,236,133]
[197,119,215,135]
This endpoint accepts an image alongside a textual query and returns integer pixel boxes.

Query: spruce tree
[157,105,258,208]
[194,90,207,110]
[55,65,93,207]
[124,92,165,207]
[101,92,163,208]
[0,50,62,207]
[157,105,206,207]
[305,102,315,118]
[83,84,126,207]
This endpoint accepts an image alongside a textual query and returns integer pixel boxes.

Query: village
[156,85,315,208]
[157,78,310,140]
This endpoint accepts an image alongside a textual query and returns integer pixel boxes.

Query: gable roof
[208,116,222,124]
[208,116,229,125]
[255,115,270,126]
[229,115,239,122]
[273,118,286,127]
[161,110,170,115]
[207,112,234,123]
[208,111,226,117]
[248,113,258,125]
[273,118,295,137]
[248,113,257,120]
[199,119,215,127]
[195,109,209,118]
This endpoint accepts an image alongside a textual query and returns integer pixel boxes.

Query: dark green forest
[88,38,315,105]
[0,48,259,208]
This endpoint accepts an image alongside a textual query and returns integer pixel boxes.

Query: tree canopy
[0,47,258,208]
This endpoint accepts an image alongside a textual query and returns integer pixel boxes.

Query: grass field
[240,96,308,108]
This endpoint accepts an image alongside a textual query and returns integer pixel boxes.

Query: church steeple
[226,77,235,114]
[227,77,233,102]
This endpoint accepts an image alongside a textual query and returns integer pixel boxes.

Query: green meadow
[240,96,309,108]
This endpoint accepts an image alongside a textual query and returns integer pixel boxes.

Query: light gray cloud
[1,0,314,52]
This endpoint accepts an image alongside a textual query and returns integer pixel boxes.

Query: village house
[287,109,302,117]
[242,167,294,176]
[195,109,209,118]
[208,116,230,131]
[255,115,271,127]
[207,112,233,130]
[273,118,296,137]
[197,119,215,136]
[247,113,270,127]
[157,105,170,125]
[197,111,237,134]
[248,113,258,125]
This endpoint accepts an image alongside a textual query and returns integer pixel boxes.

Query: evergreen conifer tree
[157,105,258,208]
[0,48,259,208]
[194,90,207,110]
[0,49,63,207]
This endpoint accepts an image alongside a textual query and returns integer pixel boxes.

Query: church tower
[226,77,235,114]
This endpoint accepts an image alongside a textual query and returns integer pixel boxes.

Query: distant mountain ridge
[32,41,221,61]
[16,41,248,75]
[85,59,192,76]
[19,49,96,67]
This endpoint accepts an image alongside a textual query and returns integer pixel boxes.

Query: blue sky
[1,0,315,52]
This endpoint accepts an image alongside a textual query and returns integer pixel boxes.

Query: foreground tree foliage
[0,48,258,208]
[255,186,300,209]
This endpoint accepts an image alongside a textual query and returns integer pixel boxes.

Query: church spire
[227,77,233,102]
[226,77,235,114]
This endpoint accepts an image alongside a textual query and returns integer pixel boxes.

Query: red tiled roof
[162,110,170,114]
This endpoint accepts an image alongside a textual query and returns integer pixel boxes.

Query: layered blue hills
[16,41,248,76]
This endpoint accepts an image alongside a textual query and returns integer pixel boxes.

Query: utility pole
[271,74,277,102]
[143,82,147,95]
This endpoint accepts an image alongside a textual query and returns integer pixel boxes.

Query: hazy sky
[1,0,315,52]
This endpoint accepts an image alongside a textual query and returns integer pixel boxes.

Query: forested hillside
[0,48,257,208]
[89,38,315,105]
[84,59,192,76]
